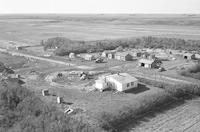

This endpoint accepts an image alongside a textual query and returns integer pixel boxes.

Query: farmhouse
[138,58,159,68]
[183,53,195,60]
[95,73,138,92]
[115,52,133,61]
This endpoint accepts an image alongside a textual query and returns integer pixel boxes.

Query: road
[0,48,93,70]
[0,47,196,85]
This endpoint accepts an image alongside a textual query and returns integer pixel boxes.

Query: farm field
[127,99,200,132]
[1,14,200,46]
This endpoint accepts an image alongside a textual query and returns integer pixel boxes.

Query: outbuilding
[101,50,116,58]
[138,58,160,68]
[131,51,142,57]
[183,53,195,60]
[83,54,95,61]
[115,52,133,61]
[69,52,76,59]
[195,54,200,60]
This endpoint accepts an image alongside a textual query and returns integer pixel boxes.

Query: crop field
[1,14,200,46]
[127,99,200,132]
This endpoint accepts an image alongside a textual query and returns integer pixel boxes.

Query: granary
[183,53,195,60]
[138,58,161,68]
[69,52,76,59]
[95,73,138,92]
[101,50,116,58]
[115,52,133,61]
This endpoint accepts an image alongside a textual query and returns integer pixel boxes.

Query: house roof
[103,50,116,54]
[106,73,138,84]
[139,59,154,64]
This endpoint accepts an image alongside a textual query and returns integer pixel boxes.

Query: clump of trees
[41,36,200,56]
[180,64,200,80]
[0,78,95,132]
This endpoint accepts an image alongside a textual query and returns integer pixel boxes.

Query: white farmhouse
[95,73,138,92]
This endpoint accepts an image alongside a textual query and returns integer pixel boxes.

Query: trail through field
[0,47,94,70]
[127,99,200,132]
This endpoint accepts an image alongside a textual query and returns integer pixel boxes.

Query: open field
[1,14,200,46]
[127,99,200,132]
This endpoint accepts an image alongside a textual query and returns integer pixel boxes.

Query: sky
[0,0,200,14]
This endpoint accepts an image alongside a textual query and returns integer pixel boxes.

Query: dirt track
[0,48,93,70]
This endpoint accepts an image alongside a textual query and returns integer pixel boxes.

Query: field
[1,14,200,46]
[127,99,200,132]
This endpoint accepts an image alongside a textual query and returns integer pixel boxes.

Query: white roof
[106,73,138,84]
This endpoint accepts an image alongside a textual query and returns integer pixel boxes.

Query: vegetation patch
[180,64,200,80]
[0,78,96,132]
[42,36,200,56]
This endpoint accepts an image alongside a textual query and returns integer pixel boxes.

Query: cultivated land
[1,14,200,46]
[1,14,200,131]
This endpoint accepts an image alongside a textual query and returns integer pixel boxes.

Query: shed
[94,79,108,91]
[130,52,142,57]
[183,53,195,60]
[195,54,200,59]
[69,52,76,59]
[108,52,115,59]
[138,59,160,68]
[105,73,138,92]
[83,54,95,61]
[102,50,116,58]
[115,52,133,61]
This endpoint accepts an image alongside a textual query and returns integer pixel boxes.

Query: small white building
[69,52,76,59]
[95,73,138,92]
[95,79,108,91]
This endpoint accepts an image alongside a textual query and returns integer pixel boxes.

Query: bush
[0,78,95,132]
[42,36,200,56]
[180,64,200,80]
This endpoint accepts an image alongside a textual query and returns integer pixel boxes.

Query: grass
[95,76,200,131]
[1,14,200,47]
[180,64,200,80]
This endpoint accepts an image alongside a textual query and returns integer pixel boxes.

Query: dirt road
[0,48,93,70]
